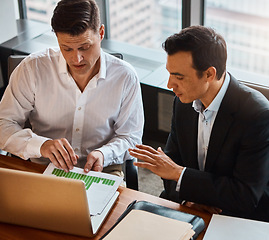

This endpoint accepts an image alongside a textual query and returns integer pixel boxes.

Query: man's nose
[167,76,174,90]
[73,51,83,63]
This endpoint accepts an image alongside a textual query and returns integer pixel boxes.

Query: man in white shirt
[129,26,269,222]
[0,0,144,176]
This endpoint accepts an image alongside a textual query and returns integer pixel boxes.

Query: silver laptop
[0,167,119,237]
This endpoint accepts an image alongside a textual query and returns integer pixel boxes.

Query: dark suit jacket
[163,74,269,222]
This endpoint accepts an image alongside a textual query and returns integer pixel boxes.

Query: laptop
[0,167,119,237]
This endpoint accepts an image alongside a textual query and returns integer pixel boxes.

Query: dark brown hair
[163,26,227,79]
[51,0,100,35]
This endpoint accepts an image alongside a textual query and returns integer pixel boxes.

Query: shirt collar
[99,49,106,80]
[59,49,106,87]
[59,50,68,74]
[86,50,105,88]
[193,72,230,113]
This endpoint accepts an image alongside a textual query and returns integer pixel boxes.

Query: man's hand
[40,138,78,172]
[84,150,104,173]
[129,144,183,181]
[184,201,222,214]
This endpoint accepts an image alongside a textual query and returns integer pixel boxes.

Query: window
[108,0,182,51]
[205,0,269,86]
[25,0,58,23]
[23,0,269,86]
[25,0,182,52]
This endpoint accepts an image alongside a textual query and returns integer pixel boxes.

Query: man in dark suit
[129,26,269,222]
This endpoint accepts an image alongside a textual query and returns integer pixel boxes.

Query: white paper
[204,214,269,240]
[43,163,123,215]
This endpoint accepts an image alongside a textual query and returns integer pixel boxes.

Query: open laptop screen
[0,167,119,237]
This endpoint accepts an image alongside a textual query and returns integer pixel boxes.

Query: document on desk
[103,209,195,240]
[43,163,123,216]
[203,214,269,240]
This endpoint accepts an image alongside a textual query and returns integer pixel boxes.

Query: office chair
[239,80,269,100]
[6,53,139,190]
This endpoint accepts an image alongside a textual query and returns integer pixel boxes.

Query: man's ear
[205,66,217,82]
[99,24,105,40]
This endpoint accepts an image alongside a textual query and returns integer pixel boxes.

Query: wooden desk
[0,155,211,239]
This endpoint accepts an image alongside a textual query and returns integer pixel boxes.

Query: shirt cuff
[95,146,122,167]
[25,136,51,159]
[175,167,187,192]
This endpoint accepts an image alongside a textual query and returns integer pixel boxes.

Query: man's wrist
[175,167,187,192]
[173,166,184,182]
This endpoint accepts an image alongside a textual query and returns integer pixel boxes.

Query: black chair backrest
[8,55,27,79]
[109,53,123,60]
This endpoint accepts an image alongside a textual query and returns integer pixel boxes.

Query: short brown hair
[163,26,227,79]
[51,0,100,35]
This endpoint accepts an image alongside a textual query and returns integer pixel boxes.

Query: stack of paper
[103,209,194,240]
[43,163,123,215]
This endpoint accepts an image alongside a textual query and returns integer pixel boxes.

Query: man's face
[166,51,209,104]
[57,25,104,77]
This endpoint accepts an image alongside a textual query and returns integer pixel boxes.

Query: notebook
[0,167,119,237]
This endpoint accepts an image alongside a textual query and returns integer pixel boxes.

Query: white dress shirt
[0,48,144,167]
[176,73,230,191]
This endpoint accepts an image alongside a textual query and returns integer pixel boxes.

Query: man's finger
[62,139,77,165]
[157,147,164,153]
[84,162,93,173]
[48,153,61,169]
[56,139,75,167]
[129,149,156,163]
[92,164,103,172]
[134,161,154,170]
[51,150,69,172]
[136,144,158,154]
[84,155,94,173]
[57,149,73,170]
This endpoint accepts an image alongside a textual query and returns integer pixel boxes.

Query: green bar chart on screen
[52,168,116,190]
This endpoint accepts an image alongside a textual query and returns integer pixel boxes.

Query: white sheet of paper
[204,214,269,240]
[43,163,123,215]
[103,209,194,240]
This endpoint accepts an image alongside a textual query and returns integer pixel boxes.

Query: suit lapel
[205,75,239,171]
[178,102,199,169]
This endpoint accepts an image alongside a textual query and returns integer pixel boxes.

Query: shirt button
[76,128,80,132]
[78,107,81,110]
